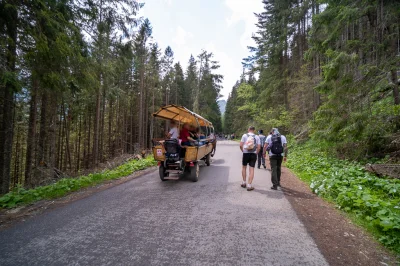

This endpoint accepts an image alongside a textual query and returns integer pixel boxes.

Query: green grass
[0,156,157,209]
[286,141,400,254]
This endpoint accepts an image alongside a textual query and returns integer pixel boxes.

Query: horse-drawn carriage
[152,105,216,182]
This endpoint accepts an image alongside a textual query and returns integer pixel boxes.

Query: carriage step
[166,170,182,174]
[167,163,181,167]
[164,176,180,180]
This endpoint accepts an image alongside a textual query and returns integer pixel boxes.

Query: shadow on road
[211,159,225,165]
[254,188,285,199]
[281,187,315,200]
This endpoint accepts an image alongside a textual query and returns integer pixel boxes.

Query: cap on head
[271,128,280,135]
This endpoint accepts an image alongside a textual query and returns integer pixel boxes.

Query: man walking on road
[257,130,267,169]
[264,128,287,190]
[240,126,261,191]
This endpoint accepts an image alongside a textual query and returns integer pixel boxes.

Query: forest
[225,0,400,160]
[0,0,222,194]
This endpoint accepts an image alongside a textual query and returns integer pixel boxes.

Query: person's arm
[283,143,288,162]
[263,140,268,153]
[240,141,244,152]
[256,144,261,154]
[263,136,270,156]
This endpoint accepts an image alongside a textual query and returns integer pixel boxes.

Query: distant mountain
[218,100,227,114]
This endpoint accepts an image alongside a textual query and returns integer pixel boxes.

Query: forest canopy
[0,0,222,193]
[225,0,400,160]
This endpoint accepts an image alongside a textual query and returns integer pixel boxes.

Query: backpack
[245,134,256,152]
[270,134,283,155]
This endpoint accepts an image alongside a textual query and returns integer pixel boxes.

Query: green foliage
[0,157,156,209]
[286,142,400,253]
[224,81,292,135]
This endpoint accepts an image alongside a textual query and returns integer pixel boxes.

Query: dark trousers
[270,156,283,187]
[257,147,265,167]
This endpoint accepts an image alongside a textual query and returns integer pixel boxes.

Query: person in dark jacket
[257,130,267,169]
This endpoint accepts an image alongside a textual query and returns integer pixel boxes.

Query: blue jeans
[257,147,265,167]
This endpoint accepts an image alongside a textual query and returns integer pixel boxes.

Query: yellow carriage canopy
[152,105,213,127]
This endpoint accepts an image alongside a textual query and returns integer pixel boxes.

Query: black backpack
[270,134,283,155]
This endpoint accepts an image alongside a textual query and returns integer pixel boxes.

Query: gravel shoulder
[280,166,399,265]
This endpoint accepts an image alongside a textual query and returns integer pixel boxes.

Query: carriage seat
[164,139,180,162]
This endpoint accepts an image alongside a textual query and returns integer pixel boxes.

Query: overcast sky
[139,0,263,100]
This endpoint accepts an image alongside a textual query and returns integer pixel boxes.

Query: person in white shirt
[166,120,179,140]
[240,126,261,191]
[264,128,287,190]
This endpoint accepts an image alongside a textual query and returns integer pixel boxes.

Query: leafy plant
[286,142,400,254]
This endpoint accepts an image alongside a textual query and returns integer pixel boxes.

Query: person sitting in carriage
[180,123,196,146]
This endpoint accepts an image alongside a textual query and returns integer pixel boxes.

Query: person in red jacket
[180,123,196,146]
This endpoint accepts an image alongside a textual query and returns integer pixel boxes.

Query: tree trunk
[63,105,72,170]
[56,105,63,169]
[99,86,106,162]
[108,99,113,159]
[93,88,101,166]
[38,91,48,167]
[76,114,82,172]
[392,70,399,105]
[0,4,17,194]
[25,79,38,188]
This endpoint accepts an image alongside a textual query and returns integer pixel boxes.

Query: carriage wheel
[190,162,199,182]
[159,164,167,181]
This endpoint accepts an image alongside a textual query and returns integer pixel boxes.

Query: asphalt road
[0,141,328,266]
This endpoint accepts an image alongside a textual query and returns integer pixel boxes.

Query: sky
[139,0,263,100]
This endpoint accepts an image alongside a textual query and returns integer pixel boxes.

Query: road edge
[0,166,157,231]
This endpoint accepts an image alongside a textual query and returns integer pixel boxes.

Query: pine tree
[184,54,198,110]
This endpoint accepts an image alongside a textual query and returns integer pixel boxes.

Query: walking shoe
[277,183,281,187]
[270,186,277,190]
[247,186,254,191]
[257,166,260,169]
[241,183,246,188]
[263,165,266,169]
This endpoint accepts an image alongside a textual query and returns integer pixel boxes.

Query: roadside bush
[286,142,400,254]
[0,157,156,209]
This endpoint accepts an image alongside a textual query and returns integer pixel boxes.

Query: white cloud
[225,0,263,50]
[172,26,194,47]
[170,26,194,69]
[163,0,172,6]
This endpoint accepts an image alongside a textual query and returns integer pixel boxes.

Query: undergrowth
[286,142,400,254]
[0,157,156,209]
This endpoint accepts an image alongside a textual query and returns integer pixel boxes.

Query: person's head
[258,129,264,134]
[248,126,255,133]
[271,128,280,135]
[170,120,176,127]
[183,123,190,129]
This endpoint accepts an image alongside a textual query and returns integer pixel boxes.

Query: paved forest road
[0,141,328,266]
